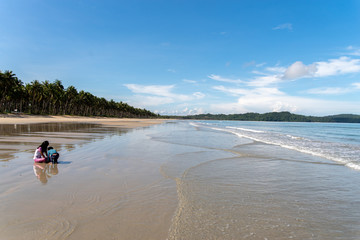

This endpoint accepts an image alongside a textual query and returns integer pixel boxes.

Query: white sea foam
[345,162,360,171]
[195,121,360,171]
[286,134,303,140]
[226,126,265,133]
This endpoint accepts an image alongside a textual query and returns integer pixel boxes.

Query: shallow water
[0,122,177,240]
[1,121,360,239]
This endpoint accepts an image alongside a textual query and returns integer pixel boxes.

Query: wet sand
[0,114,164,162]
[0,114,164,128]
[0,116,174,240]
[1,119,360,239]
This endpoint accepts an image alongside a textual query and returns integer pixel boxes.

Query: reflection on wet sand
[0,121,177,240]
[0,122,128,162]
[33,162,59,184]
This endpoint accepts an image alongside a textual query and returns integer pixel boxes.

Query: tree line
[178,112,360,123]
[0,70,157,118]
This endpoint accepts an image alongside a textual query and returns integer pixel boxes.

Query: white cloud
[212,85,297,112]
[129,95,174,107]
[210,90,359,115]
[193,92,205,99]
[256,62,267,68]
[248,75,282,87]
[182,107,204,115]
[124,83,205,105]
[266,66,287,73]
[352,82,360,89]
[208,74,243,84]
[273,23,293,31]
[307,87,352,95]
[155,107,205,116]
[183,79,197,84]
[282,57,360,80]
[209,56,360,90]
[283,61,316,80]
[314,57,360,77]
[213,85,284,96]
[244,56,360,87]
[347,46,360,56]
[307,82,360,95]
[125,84,175,97]
[211,83,360,115]
[213,85,249,95]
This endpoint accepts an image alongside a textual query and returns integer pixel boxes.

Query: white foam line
[205,125,360,171]
[226,126,265,133]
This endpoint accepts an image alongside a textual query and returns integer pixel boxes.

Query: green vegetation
[177,112,360,123]
[0,70,157,118]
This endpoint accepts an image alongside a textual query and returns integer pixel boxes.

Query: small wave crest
[226,126,265,133]
[195,122,360,171]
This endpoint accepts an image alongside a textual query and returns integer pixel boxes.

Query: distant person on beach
[47,146,60,163]
[33,141,49,163]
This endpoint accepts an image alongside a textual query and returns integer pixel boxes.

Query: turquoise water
[155,121,360,239]
[192,121,360,170]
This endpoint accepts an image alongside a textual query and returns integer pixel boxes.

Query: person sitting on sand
[47,146,60,163]
[33,141,49,163]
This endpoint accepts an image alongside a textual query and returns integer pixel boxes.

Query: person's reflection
[33,162,59,184]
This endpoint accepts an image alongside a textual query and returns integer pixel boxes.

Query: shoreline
[0,114,165,128]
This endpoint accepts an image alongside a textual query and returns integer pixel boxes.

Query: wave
[192,121,360,171]
[226,126,265,133]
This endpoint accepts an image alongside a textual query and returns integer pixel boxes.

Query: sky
[1,0,360,116]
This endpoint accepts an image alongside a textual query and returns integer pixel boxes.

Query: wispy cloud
[124,84,205,107]
[211,85,359,115]
[347,46,360,56]
[248,75,282,87]
[307,82,360,95]
[213,85,284,97]
[307,87,352,95]
[273,23,293,31]
[353,82,360,89]
[182,79,197,84]
[315,57,360,77]
[211,86,298,113]
[243,61,266,68]
[283,57,360,80]
[208,74,243,84]
[125,84,175,98]
[209,56,360,88]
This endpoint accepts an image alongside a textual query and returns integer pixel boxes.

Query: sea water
[156,121,360,240]
[1,121,360,240]
[191,120,360,171]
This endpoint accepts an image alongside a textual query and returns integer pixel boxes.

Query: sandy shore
[0,114,165,128]
[0,117,177,240]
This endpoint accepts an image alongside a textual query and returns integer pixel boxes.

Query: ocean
[191,120,360,171]
[1,120,360,239]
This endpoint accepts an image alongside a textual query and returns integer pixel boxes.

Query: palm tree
[1,70,157,118]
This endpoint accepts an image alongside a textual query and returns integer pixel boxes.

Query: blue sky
[1,0,360,116]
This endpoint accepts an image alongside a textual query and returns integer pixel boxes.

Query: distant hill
[326,114,360,123]
[176,111,360,123]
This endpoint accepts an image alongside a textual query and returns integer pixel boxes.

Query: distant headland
[172,112,360,123]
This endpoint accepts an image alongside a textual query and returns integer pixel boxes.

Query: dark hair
[48,146,53,150]
[39,141,49,153]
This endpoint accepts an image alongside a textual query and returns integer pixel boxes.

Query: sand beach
[0,114,164,127]
[1,116,360,240]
